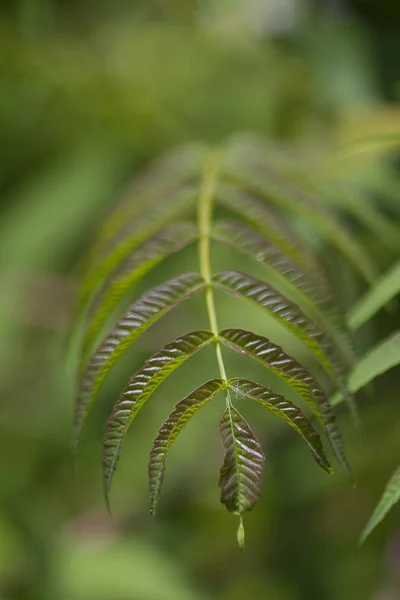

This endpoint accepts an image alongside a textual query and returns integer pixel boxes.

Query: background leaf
[360,466,400,544]
[348,260,400,331]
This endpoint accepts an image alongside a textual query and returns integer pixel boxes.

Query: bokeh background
[1,1,400,599]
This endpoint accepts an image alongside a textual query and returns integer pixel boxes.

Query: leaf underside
[218,404,265,515]
[103,330,215,501]
[149,379,227,515]
[74,273,205,445]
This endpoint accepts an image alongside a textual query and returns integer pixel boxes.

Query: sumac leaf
[103,330,215,502]
[74,273,205,445]
[148,379,227,515]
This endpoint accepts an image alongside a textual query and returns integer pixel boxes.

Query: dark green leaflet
[212,219,356,366]
[79,187,197,311]
[219,329,350,474]
[213,270,342,382]
[74,273,205,446]
[148,379,227,516]
[103,331,215,503]
[82,222,198,358]
[218,404,264,515]
[228,378,332,473]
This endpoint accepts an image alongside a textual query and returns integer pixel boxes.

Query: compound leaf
[148,379,227,516]
[103,330,215,503]
[348,259,400,331]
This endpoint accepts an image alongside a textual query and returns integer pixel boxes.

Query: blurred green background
[1,1,400,599]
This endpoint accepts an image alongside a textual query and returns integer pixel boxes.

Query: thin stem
[198,152,228,384]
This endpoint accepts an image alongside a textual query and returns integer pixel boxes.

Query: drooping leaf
[212,220,356,365]
[82,222,198,357]
[229,378,332,474]
[74,273,205,445]
[219,329,350,474]
[215,183,310,268]
[332,331,400,407]
[213,270,344,384]
[79,187,197,311]
[148,379,227,516]
[348,260,400,331]
[221,149,377,283]
[218,404,265,516]
[360,466,400,544]
[103,330,215,502]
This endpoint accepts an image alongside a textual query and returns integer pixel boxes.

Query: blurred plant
[71,132,400,548]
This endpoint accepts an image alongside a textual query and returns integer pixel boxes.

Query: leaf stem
[198,152,229,384]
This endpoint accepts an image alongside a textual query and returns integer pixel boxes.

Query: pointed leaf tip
[237,516,245,550]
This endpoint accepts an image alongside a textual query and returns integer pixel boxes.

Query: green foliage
[73,137,364,545]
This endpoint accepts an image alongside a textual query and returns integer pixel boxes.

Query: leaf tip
[237,516,245,550]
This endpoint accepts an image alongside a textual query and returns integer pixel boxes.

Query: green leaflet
[348,260,400,331]
[218,404,265,516]
[83,143,204,273]
[229,378,332,474]
[82,222,198,358]
[215,183,310,268]
[219,329,350,474]
[212,220,356,366]
[74,273,205,446]
[148,379,227,516]
[78,186,197,311]
[360,466,400,544]
[220,156,377,283]
[213,270,342,383]
[103,330,215,503]
[332,331,400,407]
